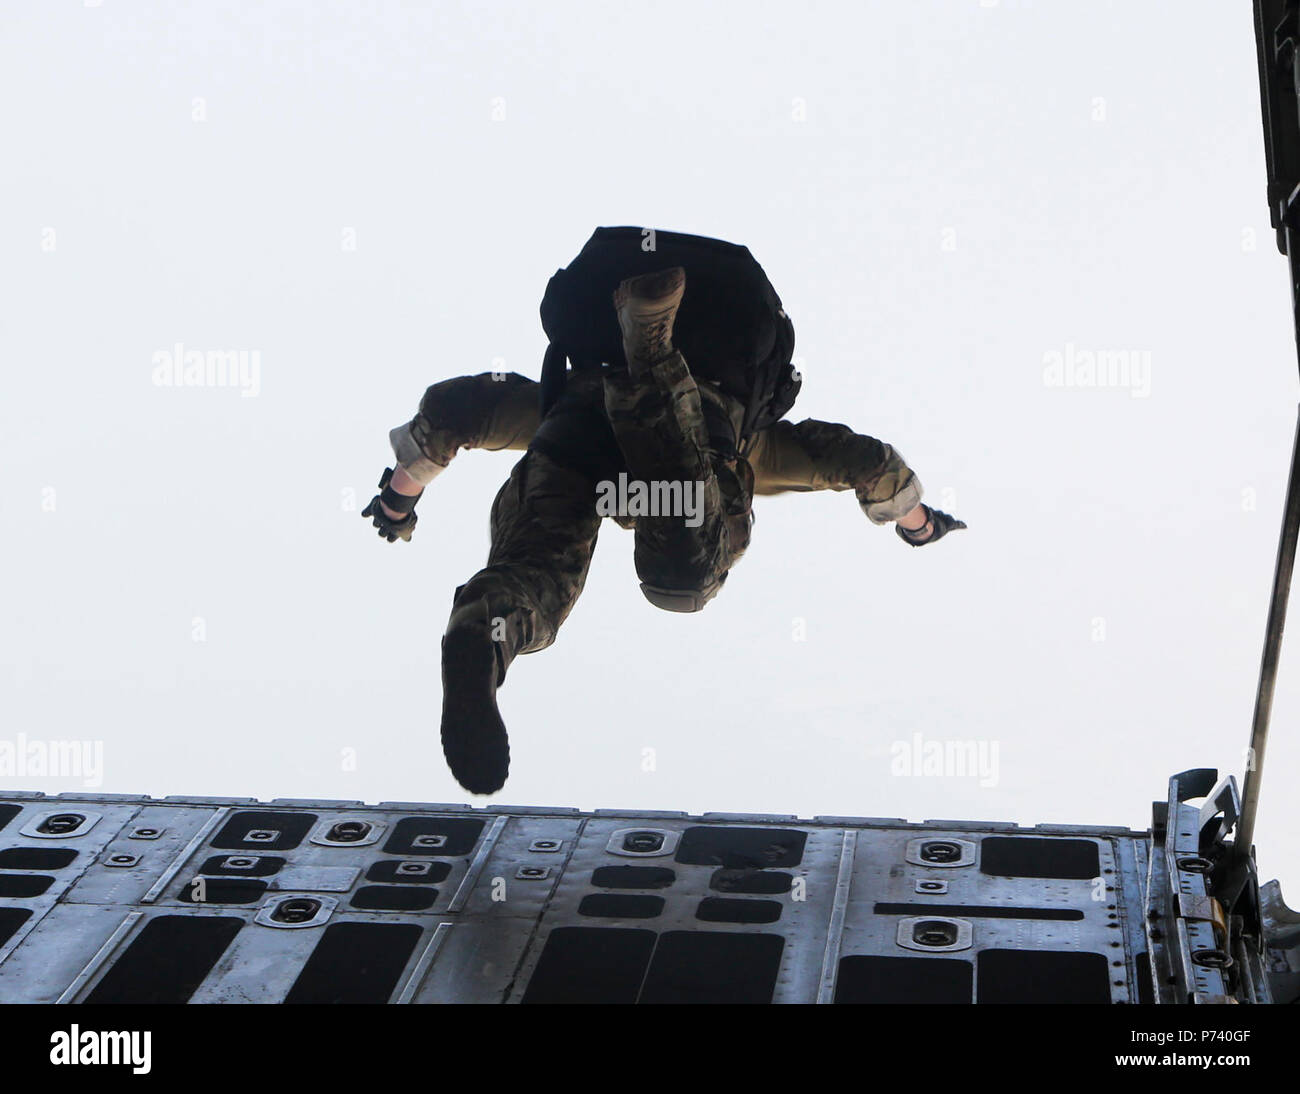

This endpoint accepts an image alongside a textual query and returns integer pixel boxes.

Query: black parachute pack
[538,227,800,447]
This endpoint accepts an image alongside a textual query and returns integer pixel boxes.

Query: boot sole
[613,267,685,319]
[614,267,686,370]
[440,625,509,795]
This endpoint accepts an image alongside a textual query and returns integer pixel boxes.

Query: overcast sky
[3,1,1298,901]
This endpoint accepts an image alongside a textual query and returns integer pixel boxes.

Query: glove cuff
[378,467,423,515]
[896,507,934,545]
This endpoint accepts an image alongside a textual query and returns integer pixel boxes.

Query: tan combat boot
[612,266,686,375]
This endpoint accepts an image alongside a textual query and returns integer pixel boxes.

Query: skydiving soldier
[363,228,965,793]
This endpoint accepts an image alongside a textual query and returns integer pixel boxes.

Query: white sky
[3,1,1298,902]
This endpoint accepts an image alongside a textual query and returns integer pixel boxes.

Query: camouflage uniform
[389,362,922,682]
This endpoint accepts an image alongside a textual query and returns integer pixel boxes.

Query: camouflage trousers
[448,351,754,680]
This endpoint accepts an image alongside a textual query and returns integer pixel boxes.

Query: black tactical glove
[361,467,423,543]
[896,504,966,547]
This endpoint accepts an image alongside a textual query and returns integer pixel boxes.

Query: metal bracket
[896,916,973,953]
[605,828,679,858]
[18,810,100,840]
[254,894,337,929]
[905,837,976,869]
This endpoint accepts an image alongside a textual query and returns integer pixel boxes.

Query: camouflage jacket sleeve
[388,372,541,486]
[745,418,923,524]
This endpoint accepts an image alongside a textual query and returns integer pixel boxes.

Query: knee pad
[639,576,723,613]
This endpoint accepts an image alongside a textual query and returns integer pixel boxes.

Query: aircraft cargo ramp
[0,770,1293,1005]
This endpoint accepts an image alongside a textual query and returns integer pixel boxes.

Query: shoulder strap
[538,342,568,420]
